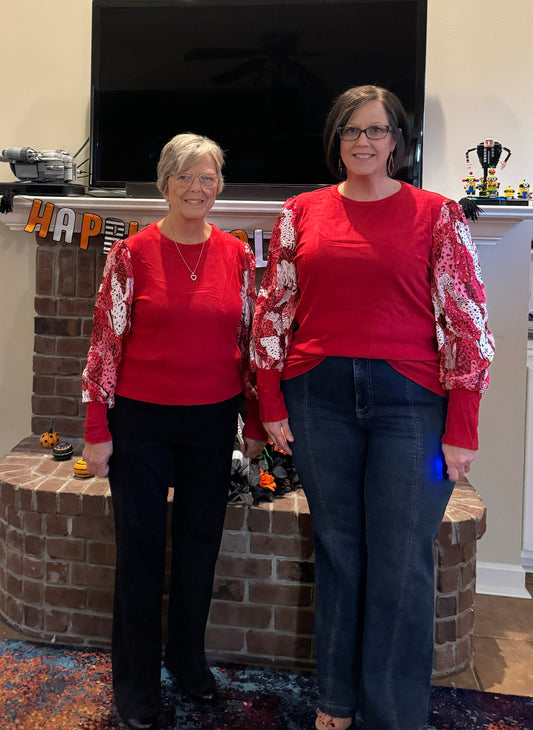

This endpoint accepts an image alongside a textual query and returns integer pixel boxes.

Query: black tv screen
[90,0,427,197]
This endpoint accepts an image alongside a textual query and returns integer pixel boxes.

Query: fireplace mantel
[0,194,285,237]
[1,194,532,246]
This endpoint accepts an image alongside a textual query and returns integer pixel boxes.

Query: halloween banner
[23,198,269,265]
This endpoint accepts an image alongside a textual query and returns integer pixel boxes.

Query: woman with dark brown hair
[253,86,494,730]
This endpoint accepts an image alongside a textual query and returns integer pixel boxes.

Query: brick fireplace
[0,199,487,679]
[32,230,107,438]
[0,442,485,677]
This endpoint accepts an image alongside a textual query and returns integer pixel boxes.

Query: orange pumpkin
[40,430,60,449]
[73,458,94,479]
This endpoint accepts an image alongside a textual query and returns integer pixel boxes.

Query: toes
[316,711,333,729]
[315,711,352,730]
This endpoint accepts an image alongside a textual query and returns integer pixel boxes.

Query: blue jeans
[282,358,454,730]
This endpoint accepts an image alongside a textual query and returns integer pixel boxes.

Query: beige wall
[0,0,91,456]
[424,0,533,199]
[0,0,92,182]
[0,1,532,586]
[0,228,35,456]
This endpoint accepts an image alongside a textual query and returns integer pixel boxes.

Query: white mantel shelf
[1,194,532,244]
[0,194,287,234]
[469,204,533,245]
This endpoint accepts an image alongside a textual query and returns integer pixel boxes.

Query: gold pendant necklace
[169,226,206,281]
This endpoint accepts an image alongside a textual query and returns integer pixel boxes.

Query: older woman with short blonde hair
[82,133,265,730]
[156,133,225,196]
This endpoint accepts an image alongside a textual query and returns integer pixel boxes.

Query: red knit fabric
[83,222,264,443]
[253,183,494,450]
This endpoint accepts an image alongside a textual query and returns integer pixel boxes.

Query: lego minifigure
[465,138,511,197]
[462,173,479,196]
[517,180,531,199]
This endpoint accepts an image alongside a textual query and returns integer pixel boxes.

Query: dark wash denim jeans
[282,357,454,730]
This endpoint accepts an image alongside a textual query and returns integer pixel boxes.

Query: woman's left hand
[442,443,478,482]
[242,437,267,459]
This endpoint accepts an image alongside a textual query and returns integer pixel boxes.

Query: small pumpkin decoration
[52,440,74,461]
[73,458,94,479]
[40,429,60,449]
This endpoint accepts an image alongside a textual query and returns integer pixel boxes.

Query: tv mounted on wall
[90,0,427,199]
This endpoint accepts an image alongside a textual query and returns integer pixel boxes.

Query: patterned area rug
[1,638,532,730]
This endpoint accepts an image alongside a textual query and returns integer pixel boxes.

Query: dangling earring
[387,153,395,177]
[338,158,345,178]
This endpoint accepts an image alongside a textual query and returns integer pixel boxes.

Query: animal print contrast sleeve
[252,197,300,422]
[236,240,266,441]
[431,200,494,392]
[237,241,259,400]
[431,200,495,448]
[82,239,134,407]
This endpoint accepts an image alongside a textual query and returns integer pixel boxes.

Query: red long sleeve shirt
[253,183,494,450]
[82,222,264,443]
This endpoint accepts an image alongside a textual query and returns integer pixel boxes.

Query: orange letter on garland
[24,199,54,237]
[80,213,102,249]
[230,229,249,243]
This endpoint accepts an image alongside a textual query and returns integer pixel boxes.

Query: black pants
[107,394,239,718]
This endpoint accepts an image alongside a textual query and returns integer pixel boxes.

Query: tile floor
[2,575,532,698]
[433,572,533,697]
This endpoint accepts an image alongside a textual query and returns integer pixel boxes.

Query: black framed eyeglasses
[171,172,220,189]
[337,124,392,141]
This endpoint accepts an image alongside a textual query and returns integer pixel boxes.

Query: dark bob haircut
[323,85,411,180]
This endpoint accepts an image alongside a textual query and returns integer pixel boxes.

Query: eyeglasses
[337,124,392,141]
[171,172,220,189]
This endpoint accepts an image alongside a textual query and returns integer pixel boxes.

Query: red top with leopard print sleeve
[82,222,263,443]
[252,183,494,450]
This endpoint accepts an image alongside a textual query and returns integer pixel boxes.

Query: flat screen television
[90,0,427,198]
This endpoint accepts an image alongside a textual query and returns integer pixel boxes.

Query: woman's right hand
[82,440,113,478]
[262,419,294,455]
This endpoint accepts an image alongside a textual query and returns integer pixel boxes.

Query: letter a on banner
[53,208,76,243]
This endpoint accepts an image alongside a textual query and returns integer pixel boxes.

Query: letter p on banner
[80,213,102,249]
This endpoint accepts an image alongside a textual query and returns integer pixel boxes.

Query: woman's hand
[242,437,267,459]
[82,440,113,478]
[262,419,294,456]
[442,443,478,482]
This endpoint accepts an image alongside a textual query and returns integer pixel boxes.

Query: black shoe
[121,716,159,730]
[164,660,219,702]
[116,706,159,730]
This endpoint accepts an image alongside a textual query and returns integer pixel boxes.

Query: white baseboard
[476,561,531,598]
[521,549,533,570]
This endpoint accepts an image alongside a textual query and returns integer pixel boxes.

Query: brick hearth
[0,437,486,677]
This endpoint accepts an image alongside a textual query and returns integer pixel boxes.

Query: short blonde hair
[156,133,225,196]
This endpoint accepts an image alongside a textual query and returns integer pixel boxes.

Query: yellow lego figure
[462,174,478,195]
[517,180,531,199]
[485,167,500,197]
